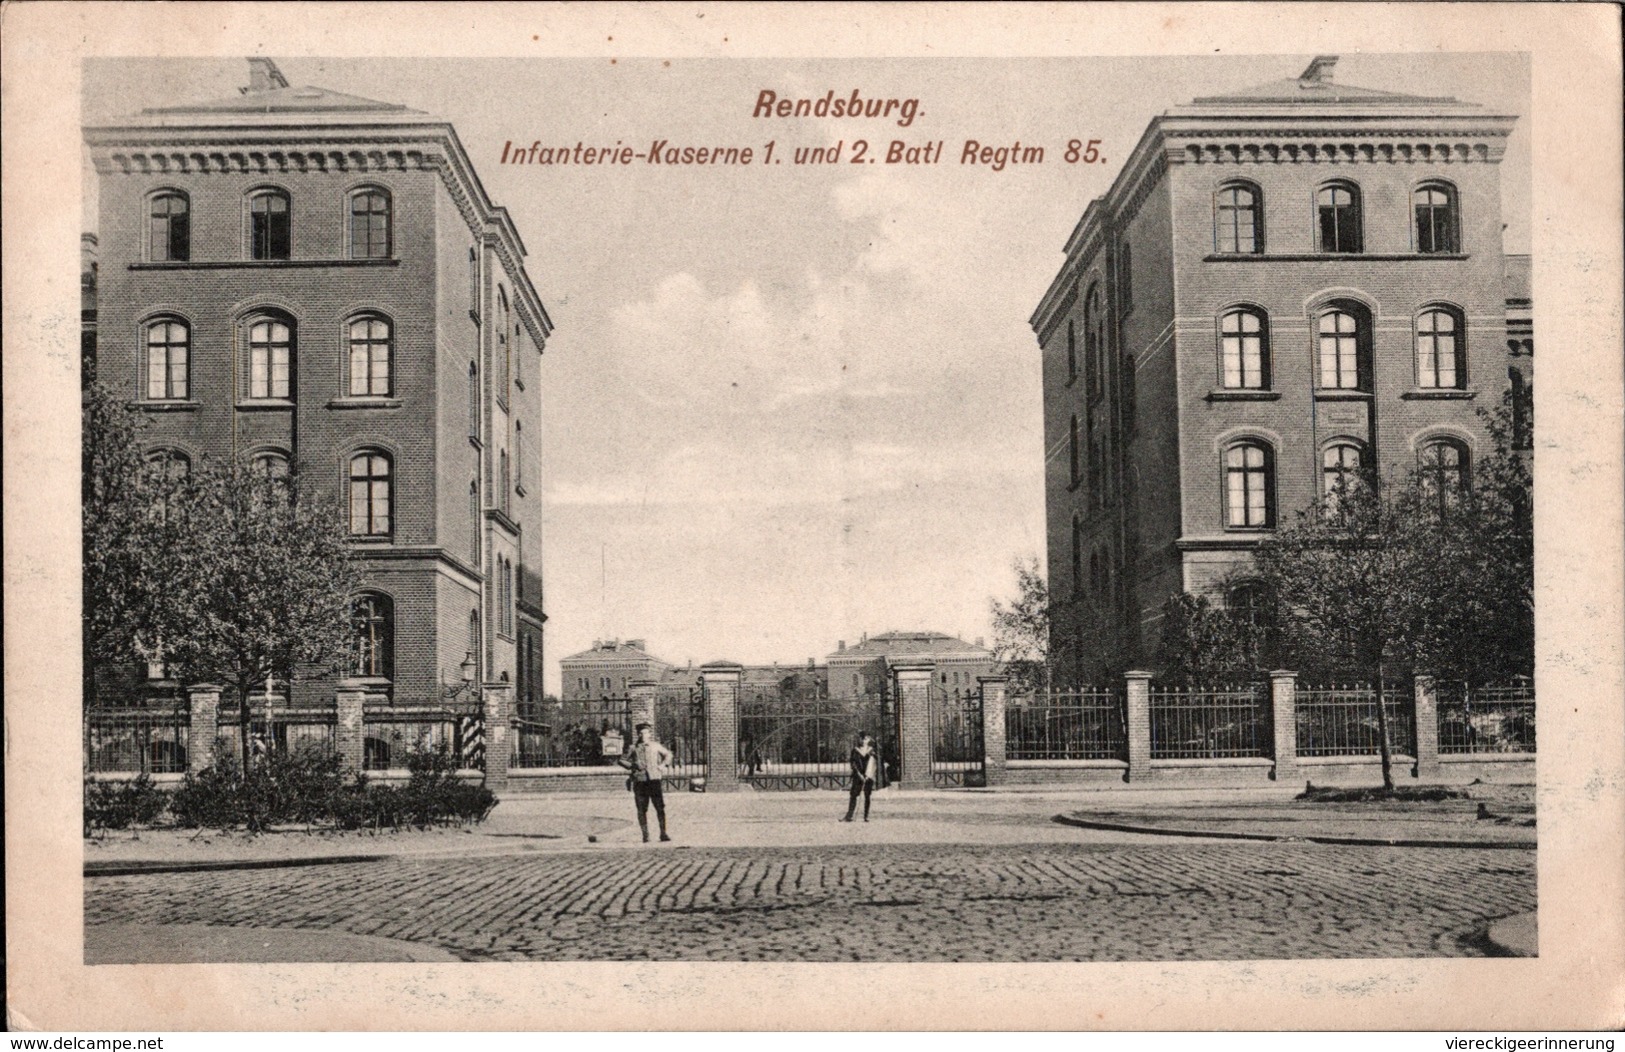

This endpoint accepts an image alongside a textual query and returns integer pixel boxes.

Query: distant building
[559,630,994,701]
[1029,55,1529,680]
[559,639,675,700]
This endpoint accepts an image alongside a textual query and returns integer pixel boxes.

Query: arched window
[500,449,511,515]
[468,360,479,440]
[1068,414,1080,486]
[1119,243,1133,312]
[1066,320,1077,382]
[469,479,480,563]
[1316,182,1362,253]
[246,316,294,400]
[249,450,291,502]
[1413,182,1459,254]
[347,315,393,396]
[1223,441,1274,529]
[1084,283,1105,397]
[1322,441,1368,521]
[352,593,394,679]
[1317,305,1370,391]
[1228,581,1269,628]
[1215,182,1262,254]
[145,448,191,484]
[468,609,482,683]
[144,318,189,400]
[1071,516,1083,595]
[145,449,191,522]
[1416,307,1464,389]
[148,191,190,262]
[247,188,291,260]
[1418,438,1471,512]
[348,187,392,259]
[1219,308,1269,389]
[497,286,512,405]
[514,421,524,490]
[348,451,392,536]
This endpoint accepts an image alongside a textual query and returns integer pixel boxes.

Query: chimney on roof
[244,57,290,95]
[975,637,985,649]
[1299,55,1337,84]
[627,639,645,651]
[838,640,845,652]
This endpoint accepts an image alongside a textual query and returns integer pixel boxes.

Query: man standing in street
[619,722,674,843]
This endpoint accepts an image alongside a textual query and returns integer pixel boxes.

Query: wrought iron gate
[739,686,896,791]
[656,685,708,788]
[932,685,986,787]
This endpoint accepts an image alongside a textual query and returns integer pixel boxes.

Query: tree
[156,461,364,767]
[1253,476,1442,789]
[989,556,1052,693]
[82,393,364,768]
[1153,591,1265,684]
[82,384,199,705]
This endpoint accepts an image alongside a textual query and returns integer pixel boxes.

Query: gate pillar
[978,676,1009,787]
[185,684,222,775]
[481,680,513,791]
[891,663,935,789]
[700,663,742,792]
[1124,670,1154,782]
[1412,674,1442,781]
[335,679,367,777]
[629,679,659,732]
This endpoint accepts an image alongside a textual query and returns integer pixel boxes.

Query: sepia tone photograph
[6,1,1623,1033]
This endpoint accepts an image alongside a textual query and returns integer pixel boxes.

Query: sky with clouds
[84,53,1530,691]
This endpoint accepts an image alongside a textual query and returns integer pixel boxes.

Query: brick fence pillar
[1270,670,1300,784]
[892,663,935,789]
[978,676,1009,787]
[1412,674,1442,781]
[186,684,221,774]
[481,681,513,790]
[629,679,659,733]
[700,663,742,792]
[334,679,367,777]
[1124,670,1153,782]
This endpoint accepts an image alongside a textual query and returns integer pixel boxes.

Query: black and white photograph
[6,1,1623,1034]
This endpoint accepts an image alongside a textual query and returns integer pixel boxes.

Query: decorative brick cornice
[85,122,553,347]
[1168,136,1508,165]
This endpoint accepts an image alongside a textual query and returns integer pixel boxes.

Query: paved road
[85,839,1533,961]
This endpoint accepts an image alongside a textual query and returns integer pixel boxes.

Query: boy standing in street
[619,722,674,843]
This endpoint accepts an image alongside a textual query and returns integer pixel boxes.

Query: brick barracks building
[1030,56,1529,680]
[83,59,552,776]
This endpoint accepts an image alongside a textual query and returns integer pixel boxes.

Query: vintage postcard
[5,0,1622,1033]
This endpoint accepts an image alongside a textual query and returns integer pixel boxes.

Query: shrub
[84,773,170,834]
[169,755,249,830]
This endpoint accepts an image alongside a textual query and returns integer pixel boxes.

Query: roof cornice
[84,121,553,345]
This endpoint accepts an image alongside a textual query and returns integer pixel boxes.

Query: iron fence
[1005,687,1125,761]
[1437,681,1535,754]
[85,708,190,774]
[656,686,708,782]
[511,695,634,769]
[739,690,893,789]
[1149,682,1270,759]
[215,713,338,764]
[932,686,986,787]
[361,710,484,771]
[1295,683,1416,757]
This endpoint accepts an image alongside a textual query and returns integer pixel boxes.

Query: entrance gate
[932,685,986,787]
[655,685,708,788]
[739,688,897,791]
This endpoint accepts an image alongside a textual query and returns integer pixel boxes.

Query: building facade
[1030,56,1527,679]
[84,59,552,722]
[559,639,676,701]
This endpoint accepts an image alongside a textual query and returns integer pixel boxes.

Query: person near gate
[618,722,674,843]
[842,732,881,822]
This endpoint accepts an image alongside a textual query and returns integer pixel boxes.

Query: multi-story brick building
[1030,56,1527,679]
[84,59,552,729]
[559,631,992,703]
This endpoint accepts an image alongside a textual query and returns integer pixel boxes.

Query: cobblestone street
[86,837,1534,961]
